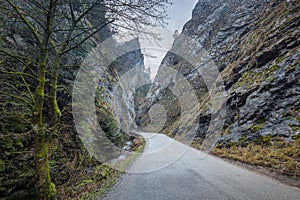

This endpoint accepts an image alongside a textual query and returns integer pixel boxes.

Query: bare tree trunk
[34,49,56,199]
[35,135,56,199]
[33,1,58,199]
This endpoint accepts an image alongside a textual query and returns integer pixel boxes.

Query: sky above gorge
[167,0,198,31]
[140,0,199,80]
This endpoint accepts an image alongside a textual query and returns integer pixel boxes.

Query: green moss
[83,138,146,200]
[233,71,254,89]
[275,56,284,63]
[236,136,248,147]
[76,179,94,188]
[49,159,57,167]
[96,99,124,147]
[251,135,280,146]
[4,143,15,153]
[19,168,35,178]
[35,84,45,99]
[249,124,264,133]
[53,101,62,118]
[135,140,146,153]
[48,182,57,198]
[267,77,276,83]
[36,140,48,158]
[263,65,280,79]
[94,165,111,179]
[0,159,5,173]
[262,135,272,143]
[83,175,118,200]
[233,64,281,90]
[217,140,237,149]
[262,135,278,143]
[289,125,299,132]
[291,134,300,140]
[268,65,280,73]
[248,119,266,133]
[107,75,113,82]
[256,118,267,124]
[35,137,57,198]
[16,140,24,149]
[99,86,105,92]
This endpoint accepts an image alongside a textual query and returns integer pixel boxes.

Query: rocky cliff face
[137,0,300,146]
[111,38,151,134]
[98,38,150,137]
[73,37,150,163]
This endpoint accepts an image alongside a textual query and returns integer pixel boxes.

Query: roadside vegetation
[84,136,145,200]
[212,135,300,178]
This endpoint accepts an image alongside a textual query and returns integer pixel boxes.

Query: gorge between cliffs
[0,0,300,199]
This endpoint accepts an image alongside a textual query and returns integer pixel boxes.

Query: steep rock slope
[138,0,272,136]
[86,38,151,161]
[112,38,151,135]
[137,0,300,175]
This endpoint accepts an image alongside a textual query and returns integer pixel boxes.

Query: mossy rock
[0,159,5,173]
[75,179,94,188]
[289,124,299,132]
[247,118,266,133]
[275,56,284,63]
[94,165,111,179]
[291,134,300,140]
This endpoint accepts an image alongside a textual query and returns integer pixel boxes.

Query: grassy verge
[212,136,300,178]
[116,137,146,172]
[82,136,146,200]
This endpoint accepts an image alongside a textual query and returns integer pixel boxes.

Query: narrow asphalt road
[103,132,300,200]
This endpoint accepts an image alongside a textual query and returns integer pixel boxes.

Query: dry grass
[212,139,300,177]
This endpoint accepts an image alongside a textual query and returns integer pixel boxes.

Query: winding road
[103,132,300,200]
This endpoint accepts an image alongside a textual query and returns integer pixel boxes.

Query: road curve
[103,132,300,200]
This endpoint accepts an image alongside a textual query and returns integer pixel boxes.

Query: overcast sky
[140,0,199,80]
[166,0,198,31]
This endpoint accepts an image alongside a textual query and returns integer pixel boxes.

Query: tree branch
[21,66,35,103]
[6,0,43,48]
[0,69,38,80]
[61,20,114,55]
[0,90,34,108]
